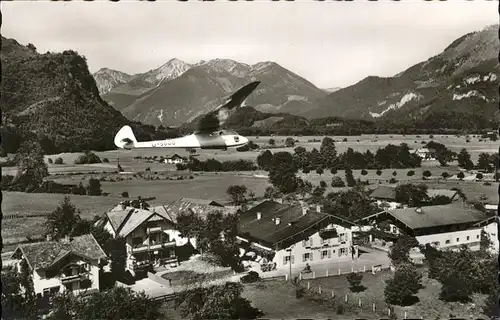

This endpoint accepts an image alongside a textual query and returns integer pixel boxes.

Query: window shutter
[328,250,331,258]
[291,255,295,264]
[338,249,341,257]
[310,253,313,261]
[283,256,287,265]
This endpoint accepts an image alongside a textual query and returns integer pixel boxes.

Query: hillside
[305,24,499,130]
[0,37,169,154]
[97,59,327,126]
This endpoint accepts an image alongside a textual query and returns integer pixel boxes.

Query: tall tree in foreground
[226,185,249,207]
[177,282,263,320]
[384,263,422,306]
[44,196,80,240]
[388,235,420,266]
[319,137,337,169]
[344,167,356,187]
[457,148,474,170]
[268,151,299,194]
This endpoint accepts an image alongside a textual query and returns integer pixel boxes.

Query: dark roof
[11,234,107,270]
[369,186,397,200]
[238,201,333,247]
[360,203,488,230]
[180,198,224,207]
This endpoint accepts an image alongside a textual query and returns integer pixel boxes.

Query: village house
[96,204,180,276]
[356,202,492,263]
[10,234,107,298]
[236,200,358,273]
[369,185,460,209]
[413,148,436,161]
[163,154,186,164]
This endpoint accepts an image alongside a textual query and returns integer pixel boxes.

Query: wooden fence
[283,263,392,281]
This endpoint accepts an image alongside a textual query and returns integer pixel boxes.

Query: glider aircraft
[113,81,260,150]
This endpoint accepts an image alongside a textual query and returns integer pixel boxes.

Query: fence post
[307,281,310,290]
[363,265,366,272]
[338,268,341,275]
[331,290,335,298]
[318,286,321,294]
[344,294,348,302]
[404,311,407,319]
[285,274,288,281]
[388,308,391,316]
[351,266,354,273]
[326,269,329,277]
[372,303,375,312]
[358,297,361,307]
[299,272,302,281]
[313,271,316,279]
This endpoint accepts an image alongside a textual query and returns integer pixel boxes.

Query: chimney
[256,212,262,220]
[275,217,281,225]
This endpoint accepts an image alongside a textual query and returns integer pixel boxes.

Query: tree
[476,172,484,180]
[293,146,309,169]
[344,167,356,187]
[346,272,363,291]
[441,172,449,179]
[44,197,80,240]
[457,171,465,180]
[226,185,248,206]
[457,148,474,170]
[268,152,299,194]
[107,237,127,283]
[395,184,429,207]
[49,286,162,320]
[477,152,492,172]
[428,195,452,205]
[392,171,397,177]
[285,137,295,148]
[480,229,493,252]
[437,247,476,302]
[319,137,337,169]
[87,178,102,196]
[20,258,37,318]
[176,210,205,241]
[407,170,415,177]
[388,235,420,266]
[422,170,432,178]
[54,157,64,164]
[384,263,422,305]
[330,168,338,175]
[256,150,273,171]
[2,265,24,319]
[316,167,324,176]
[319,180,327,188]
[268,138,276,146]
[331,176,345,187]
[177,282,263,320]
[263,186,282,200]
[360,169,368,176]
[376,169,382,176]
[121,191,129,198]
[12,147,49,192]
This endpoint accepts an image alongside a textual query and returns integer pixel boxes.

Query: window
[302,253,312,262]
[284,256,291,265]
[477,235,480,239]
[456,238,459,243]
[466,236,470,241]
[339,248,347,256]
[445,240,450,244]
[321,250,328,259]
[492,233,496,237]
[339,233,346,242]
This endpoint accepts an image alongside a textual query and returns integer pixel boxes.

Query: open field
[242,269,488,319]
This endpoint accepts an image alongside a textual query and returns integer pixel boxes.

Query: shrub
[74,151,101,165]
[54,157,64,164]
[48,158,53,164]
[241,271,260,283]
[376,170,382,176]
[360,169,368,176]
[319,180,327,188]
[121,191,129,198]
[331,176,345,187]
[102,158,109,163]
[407,170,415,177]
[423,170,432,178]
[389,178,397,183]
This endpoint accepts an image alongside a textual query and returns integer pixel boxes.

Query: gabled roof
[180,198,224,207]
[153,199,233,224]
[369,186,397,200]
[359,203,488,230]
[11,234,107,270]
[238,201,334,248]
[104,207,171,237]
[427,189,458,200]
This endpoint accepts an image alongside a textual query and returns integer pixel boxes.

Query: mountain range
[95,24,499,130]
[95,59,327,126]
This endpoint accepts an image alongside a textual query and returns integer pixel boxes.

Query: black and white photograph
[1,1,499,319]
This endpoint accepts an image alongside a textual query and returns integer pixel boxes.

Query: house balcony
[60,273,89,284]
[131,240,176,253]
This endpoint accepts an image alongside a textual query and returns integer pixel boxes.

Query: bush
[75,151,101,164]
[389,178,397,184]
[320,180,327,188]
[241,271,260,283]
[102,158,109,163]
[54,157,64,164]
[302,167,310,174]
[48,158,53,164]
[121,191,129,198]
[360,169,368,176]
[407,170,415,177]
[331,176,345,187]
[441,172,449,179]
[422,170,432,178]
[376,170,382,176]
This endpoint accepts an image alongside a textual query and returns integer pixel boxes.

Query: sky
[2,1,498,89]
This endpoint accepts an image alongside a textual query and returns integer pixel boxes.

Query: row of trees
[177,158,257,172]
[458,148,498,172]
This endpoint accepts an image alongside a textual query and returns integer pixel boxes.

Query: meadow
[241,269,488,319]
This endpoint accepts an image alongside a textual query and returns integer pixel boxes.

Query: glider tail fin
[114,125,137,149]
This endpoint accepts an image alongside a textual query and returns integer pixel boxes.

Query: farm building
[236,200,358,273]
[413,148,436,161]
[10,234,107,298]
[356,202,493,262]
[163,154,186,164]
